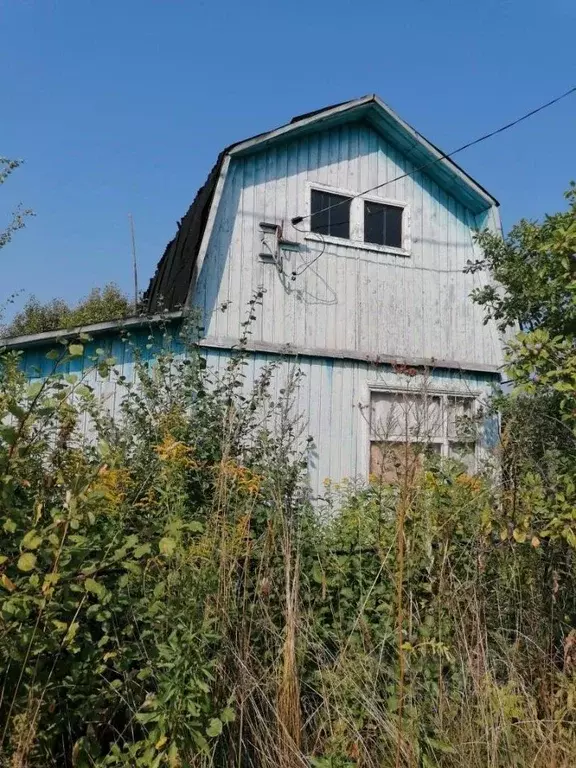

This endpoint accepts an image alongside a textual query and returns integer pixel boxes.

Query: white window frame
[364,384,480,475]
[304,181,411,256]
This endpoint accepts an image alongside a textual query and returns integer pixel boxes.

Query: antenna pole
[128,213,139,312]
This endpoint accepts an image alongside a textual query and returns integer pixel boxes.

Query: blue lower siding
[16,325,500,498]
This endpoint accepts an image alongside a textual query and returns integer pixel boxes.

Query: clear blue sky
[1,0,575,315]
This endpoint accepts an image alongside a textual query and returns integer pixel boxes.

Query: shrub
[2,283,133,337]
[0,308,574,767]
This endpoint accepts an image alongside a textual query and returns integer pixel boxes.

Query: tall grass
[0,317,574,766]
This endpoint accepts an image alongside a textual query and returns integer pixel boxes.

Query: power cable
[291,85,576,227]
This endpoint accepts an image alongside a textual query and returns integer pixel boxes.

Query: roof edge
[0,310,183,351]
[370,95,499,208]
[228,94,498,210]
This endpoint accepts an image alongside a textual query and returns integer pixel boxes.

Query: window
[310,189,351,239]
[306,184,408,253]
[364,201,403,248]
[368,390,478,482]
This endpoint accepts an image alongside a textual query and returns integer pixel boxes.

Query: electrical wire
[289,230,326,278]
[291,85,576,226]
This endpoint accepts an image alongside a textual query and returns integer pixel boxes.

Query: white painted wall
[193,122,503,370]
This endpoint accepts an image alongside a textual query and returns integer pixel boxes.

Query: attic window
[306,183,409,254]
[364,201,403,248]
[310,189,351,239]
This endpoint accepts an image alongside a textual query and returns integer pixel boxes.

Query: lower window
[368,389,478,482]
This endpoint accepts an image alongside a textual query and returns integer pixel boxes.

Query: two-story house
[7,95,503,494]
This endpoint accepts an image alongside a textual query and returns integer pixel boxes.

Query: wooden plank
[197,335,502,374]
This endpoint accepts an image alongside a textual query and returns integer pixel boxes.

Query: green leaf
[1,574,16,592]
[85,578,106,598]
[564,527,576,549]
[206,718,223,738]
[53,620,68,632]
[425,736,457,754]
[17,553,37,572]
[193,731,209,753]
[0,555,8,566]
[68,343,84,357]
[64,621,79,645]
[0,425,17,446]
[311,562,324,584]
[134,543,152,558]
[512,528,527,544]
[159,537,176,556]
[21,530,42,550]
[7,402,26,420]
[26,382,43,398]
[3,519,17,534]
[220,706,235,723]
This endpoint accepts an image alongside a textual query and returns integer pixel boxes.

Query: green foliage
[469,184,576,337]
[471,185,576,567]
[0,308,315,766]
[0,335,573,767]
[0,279,575,767]
[469,184,575,436]
[0,157,34,253]
[2,283,133,337]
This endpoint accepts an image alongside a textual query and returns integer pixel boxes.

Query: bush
[0,308,575,767]
[2,283,133,337]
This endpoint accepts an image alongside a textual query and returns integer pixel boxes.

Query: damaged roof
[143,94,498,313]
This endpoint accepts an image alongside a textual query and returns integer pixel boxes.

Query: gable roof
[144,94,498,313]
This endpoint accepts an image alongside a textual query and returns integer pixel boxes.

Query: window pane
[330,197,351,239]
[386,205,403,248]
[447,397,475,440]
[364,201,403,248]
[370,391,443,441]
[310,190,330,235]
[364,202,385,245]
[311,189,350,239]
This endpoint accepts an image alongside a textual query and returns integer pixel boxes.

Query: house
[5,95,504,496]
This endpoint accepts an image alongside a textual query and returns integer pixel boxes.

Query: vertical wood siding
[14,121,503,500]
[19,336,499,499]
[194,122,502,369]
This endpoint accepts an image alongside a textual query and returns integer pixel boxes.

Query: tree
[469,184,576,553]
[468,183,576,432]
[0,157,33,252]
[2,283,133,337]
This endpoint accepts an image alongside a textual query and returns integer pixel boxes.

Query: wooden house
[6,95,504,495]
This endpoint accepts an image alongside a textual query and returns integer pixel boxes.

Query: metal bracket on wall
[259,222,301,272]
[259,222,281,263]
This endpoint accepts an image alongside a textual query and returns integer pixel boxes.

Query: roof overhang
[228,94,498,214]
[0,311,183,350]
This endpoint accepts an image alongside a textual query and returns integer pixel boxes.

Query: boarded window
[370,441,441,483]
[364,201,403,248]
[310,189,351,239]
[368,390,478,482]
